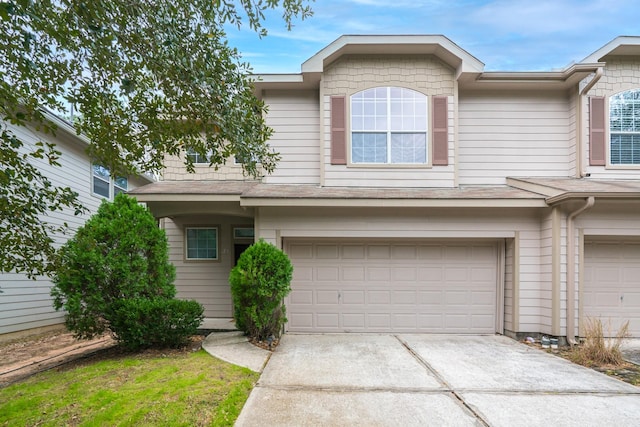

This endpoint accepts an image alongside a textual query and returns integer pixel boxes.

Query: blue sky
[226,0,640,74]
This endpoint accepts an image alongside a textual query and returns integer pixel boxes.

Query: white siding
[262,90,320,185]
[0,121,147,336]
[458,91,572,185]
[164,215,253,318]
[322,95,456,187]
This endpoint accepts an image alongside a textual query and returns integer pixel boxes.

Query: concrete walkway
[235,334,640,427]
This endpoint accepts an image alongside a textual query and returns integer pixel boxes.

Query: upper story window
[351,87,427,164]
[92,164,128,199]
[610,89,640,165]
[186,148,209,164]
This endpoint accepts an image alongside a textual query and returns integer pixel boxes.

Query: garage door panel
[316,290,339,304]
[584,241,640,337]
[286,240,498,333]
[317,266,339,281]
[290,290,313,305]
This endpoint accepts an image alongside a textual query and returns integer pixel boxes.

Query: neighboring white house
[0,111,153,339]
[131,35,640,342]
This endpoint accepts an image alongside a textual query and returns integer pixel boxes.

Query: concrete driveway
[235,334,640,426]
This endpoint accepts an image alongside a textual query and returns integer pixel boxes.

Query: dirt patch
[0,331,205,387]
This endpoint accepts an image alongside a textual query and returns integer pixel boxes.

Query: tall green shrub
[229,240,293,340]
[51,193,202,349]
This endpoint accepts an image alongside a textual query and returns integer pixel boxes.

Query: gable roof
[582,36,640,63]
[253,34,608,92]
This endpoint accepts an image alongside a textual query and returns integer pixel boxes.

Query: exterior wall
[256,206,546,334]
[0,121,148,336]
[458,90,573,186]
[321,55,456,187]
[504,238,515,333]
[163,215,253,318]
[162,152,250,181]
[262,89,321,185]
[585,57,640,178]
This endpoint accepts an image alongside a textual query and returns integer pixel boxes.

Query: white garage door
[285,240,499,333]
[584,241,640,337]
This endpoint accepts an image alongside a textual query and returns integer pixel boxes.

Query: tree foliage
[0,0,312,277]
[51,194,179,339]
[229,239,293,340]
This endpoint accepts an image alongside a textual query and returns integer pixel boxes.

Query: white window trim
[609,88,640,166]
[184,226,219,261]
[92,164,128,199]
[350,86,428,165]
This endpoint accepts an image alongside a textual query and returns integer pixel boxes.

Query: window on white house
[185,227,218,260]
[351,87,428,164]
[610,89,640,165]
[92,164,128,199]
[186,148,209,164]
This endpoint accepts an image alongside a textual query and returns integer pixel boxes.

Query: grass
[568,317,630,367]
[0,349,259,426]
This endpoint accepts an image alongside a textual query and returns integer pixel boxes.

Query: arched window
[610,89,640,164]
[351,87,427,164]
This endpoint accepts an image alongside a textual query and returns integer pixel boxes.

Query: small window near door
[233,227,255,239]
[185,227,218,260]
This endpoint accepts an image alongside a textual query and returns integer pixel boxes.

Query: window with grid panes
[185,227,218,260]
[350,87,428,164]
[610,89,640,164]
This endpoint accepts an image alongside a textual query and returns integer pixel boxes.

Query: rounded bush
[229,240,293,340]
[51,193,202,349]
[109,298,204,350]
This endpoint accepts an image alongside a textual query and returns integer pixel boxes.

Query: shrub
[51,193,202,349]
[569,317,630,367]
[109,298,204,350]
[229,240,293,340]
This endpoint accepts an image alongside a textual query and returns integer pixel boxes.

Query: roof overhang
[129,181,548,211]
[582,36,640,63]
[253,34,486,92]
[507,177,640,205]
[458,63,605,91]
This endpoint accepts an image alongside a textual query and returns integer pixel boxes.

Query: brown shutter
[589,96,606,166]
[432,96,448,166]
[330,96,347,165]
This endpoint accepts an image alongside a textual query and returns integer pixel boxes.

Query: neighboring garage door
[285,240,499,333]
[583,240,640,337]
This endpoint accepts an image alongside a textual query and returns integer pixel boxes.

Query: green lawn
[0,350,259,426]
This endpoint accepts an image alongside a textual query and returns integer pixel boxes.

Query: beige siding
[262,90,320,185]
[504,238,515,333]
[584,57,640,178]
[257,206,546,334]
[162,152,251,181]
[458,91,572,186]
[321,55,456,188]
[0,121,146,335]
[163,215,253,318]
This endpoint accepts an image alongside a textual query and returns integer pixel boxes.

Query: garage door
[285,240,499,333]
[583,241,640,337]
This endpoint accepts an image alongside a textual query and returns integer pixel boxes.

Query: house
[130,35,640,342]
[0,111,153,339]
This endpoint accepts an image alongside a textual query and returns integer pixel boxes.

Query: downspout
[566,196,595,345]
[577,68,603,178]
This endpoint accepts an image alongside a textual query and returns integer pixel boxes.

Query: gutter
[566,196,595,345]
[577,68,604,178]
